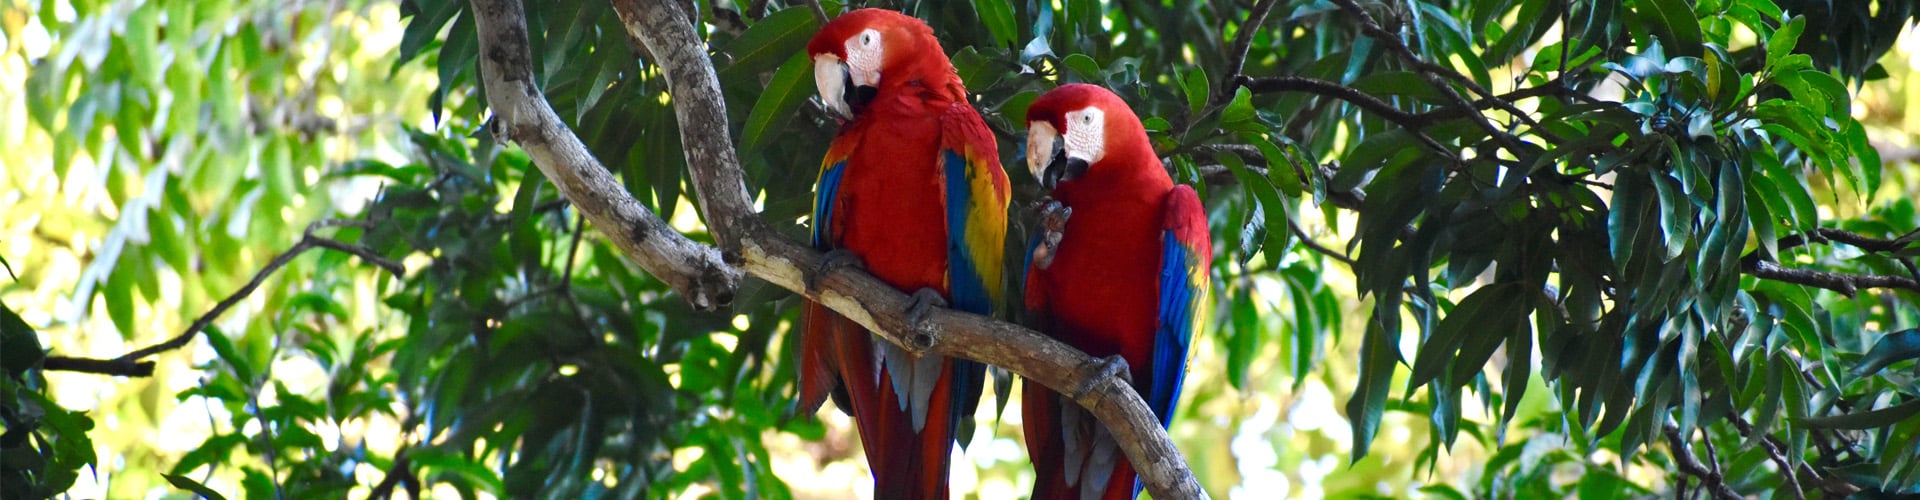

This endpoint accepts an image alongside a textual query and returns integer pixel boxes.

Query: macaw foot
[1029,198,1072,270]
[904,288,948,348]
[805,248,865,292]
[1072,355,1132,400]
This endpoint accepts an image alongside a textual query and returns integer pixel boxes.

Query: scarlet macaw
[795,9,1010,499]
[1021,83,1213,500]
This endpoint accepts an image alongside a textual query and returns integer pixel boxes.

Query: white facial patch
[842,28,883,88]
[1062,106,1106,165]
[1026,120,1059,181]
[813,53,850,118]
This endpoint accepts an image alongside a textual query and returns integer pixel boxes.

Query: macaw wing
[938,103,1010,433]
[798,136,860,416]
[939,103,1010,315]
[1149,185,1211,429]
[811,138,857,249]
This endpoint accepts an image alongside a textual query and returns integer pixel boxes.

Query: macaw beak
[814,54,878,120]
[1027,121,1087,190]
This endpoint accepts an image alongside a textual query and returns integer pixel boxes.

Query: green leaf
[1183,67,1209,113]
[1650,170,1690,262]
[971,0,1019,49]
[1,302,45,379]
[1227,289,1258,390]
[1765,16,1805,74]
[1062,53,1102,83]
[206,327,253,383]
[1797,398,1920,430]
[1408,282,1526,390]
[165,473,232,500]
[739,52,815,158]
[105,261,137,340]
[1221,87,1254,124]
[1635,0,1703,58]
[1348,320,1399,461]
[1854,329,1920,378]
[719,6,821,80]
[1350,71,1444,104]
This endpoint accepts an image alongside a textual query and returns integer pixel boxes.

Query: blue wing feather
[812,160,846,249]
[1149,232,1197,429]
[942,149,991,434]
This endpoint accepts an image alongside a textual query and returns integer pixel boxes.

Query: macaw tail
[1024,379,1142,500]
[801,302,958,500]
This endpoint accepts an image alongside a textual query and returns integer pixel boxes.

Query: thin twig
[367,450,415,500]
[1287,216,1356,266]
[42,221,403,376]
[1741,260,1920,298]
[1328,0,1557,148]
[1663,425,1742,500]
[1232,74,1461,163]
[800,0,830,24]
[1217,0,1281,104]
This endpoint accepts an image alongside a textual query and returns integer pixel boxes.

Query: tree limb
[467,0,741,311]
[1737,227,1920,297]
[470,0,1206,497]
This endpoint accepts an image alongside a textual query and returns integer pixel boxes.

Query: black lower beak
[1040,144,1088,189]
[841,69,878,113]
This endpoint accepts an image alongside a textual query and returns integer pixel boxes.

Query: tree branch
[1327,0,1556,148]
[470,1,1206,497]
[467,0,741,311]
[1741,260,1920,298]
[1237,75,1427,129]
[1216,0,1280,103]
[1737,227,1920,297]
[1664,425,1742,500]
[41,220,405,376]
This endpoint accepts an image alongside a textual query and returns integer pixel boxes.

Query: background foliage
[6,0,1920,498]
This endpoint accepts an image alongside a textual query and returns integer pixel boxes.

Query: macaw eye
[1082,114,1092,124]
[861,33,874,46]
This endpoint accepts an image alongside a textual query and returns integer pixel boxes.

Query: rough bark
[469,0,741,311]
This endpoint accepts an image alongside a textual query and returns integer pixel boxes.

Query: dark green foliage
[1,303,96,500]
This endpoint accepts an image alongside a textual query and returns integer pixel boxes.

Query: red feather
[1023,84,1212,499]
[799,9,1009,500]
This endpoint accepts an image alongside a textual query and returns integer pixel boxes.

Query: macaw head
[1025,83,1150,189]
[806,9,941,120]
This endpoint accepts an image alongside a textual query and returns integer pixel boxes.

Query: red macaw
[795,8,1010,499]
[1021,83,1213,500]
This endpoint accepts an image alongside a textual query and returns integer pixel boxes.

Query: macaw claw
[806,248,866,292]
[1029,198,1073,270]
[1072,355,1132,400]
[904,288,948,347]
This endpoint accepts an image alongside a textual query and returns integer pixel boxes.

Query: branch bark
[468,0,741,311]
[470,0,1206,497]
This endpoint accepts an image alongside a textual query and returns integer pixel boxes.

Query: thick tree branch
[41,220,404,376]
[470,0,1206,497]
[468,0,741,311]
